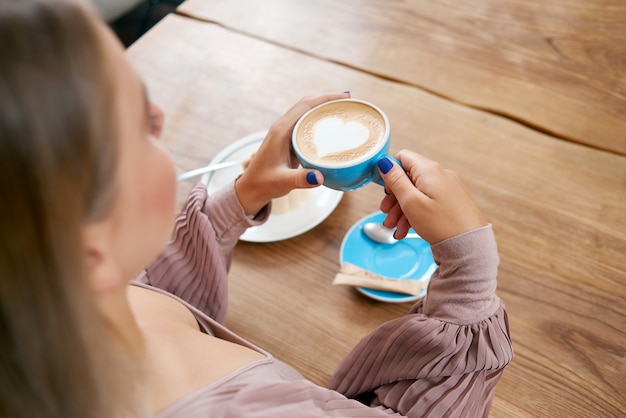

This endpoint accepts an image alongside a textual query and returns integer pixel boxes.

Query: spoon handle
[176,160,243,182]
[400,233,420,239]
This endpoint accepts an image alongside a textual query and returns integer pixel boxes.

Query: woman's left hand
[235,92,350,216]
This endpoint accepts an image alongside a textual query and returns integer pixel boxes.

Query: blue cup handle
[372,155,403,187]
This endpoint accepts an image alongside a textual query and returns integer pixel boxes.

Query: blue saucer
[339,212,437,303]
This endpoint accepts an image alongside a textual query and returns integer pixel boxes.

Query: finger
[396,150,447,199]
[379,192,398,214]
[377,156,428,208]
[380,203,410,239]
[382,202,403,229]
[294,168,324,189]
[286,92,351,122]
[396,149,435,173]
[300,92,351,110]
[393,215,411,239]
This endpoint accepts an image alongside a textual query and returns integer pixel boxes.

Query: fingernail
[343,90,350,94]
[306,171,318,185]
[377,156,393,174]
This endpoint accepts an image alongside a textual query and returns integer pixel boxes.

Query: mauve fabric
[134,183,513,417]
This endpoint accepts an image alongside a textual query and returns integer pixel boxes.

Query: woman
[0,1,512,417]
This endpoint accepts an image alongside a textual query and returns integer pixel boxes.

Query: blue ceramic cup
[292,99,391,191]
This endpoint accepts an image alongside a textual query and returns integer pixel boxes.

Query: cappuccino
[294,101,387,166]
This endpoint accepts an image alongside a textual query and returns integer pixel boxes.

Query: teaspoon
[362,222,420,245]
[176,160,244,182]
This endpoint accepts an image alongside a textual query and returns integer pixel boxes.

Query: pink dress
[133,183,513,417]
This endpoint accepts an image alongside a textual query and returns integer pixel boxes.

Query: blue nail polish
[306,171,318,185]
[343,90,350,94]
[377,157,393,174]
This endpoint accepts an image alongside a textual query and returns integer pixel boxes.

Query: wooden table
[178,0,626,157]
[126,2,626,416]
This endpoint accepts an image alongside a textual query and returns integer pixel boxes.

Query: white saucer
[202,131,343,242]
[340,212,437,303]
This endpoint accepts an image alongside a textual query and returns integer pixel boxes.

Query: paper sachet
[333,262,430,296]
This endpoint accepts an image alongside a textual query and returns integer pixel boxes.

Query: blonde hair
[0,1,140,416]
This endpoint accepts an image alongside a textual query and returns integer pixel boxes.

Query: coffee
[294,101,387,166]
[292,99,391,191]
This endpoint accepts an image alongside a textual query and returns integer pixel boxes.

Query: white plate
[202,131,343,242]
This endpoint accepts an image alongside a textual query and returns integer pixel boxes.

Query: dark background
[109,0,183,47]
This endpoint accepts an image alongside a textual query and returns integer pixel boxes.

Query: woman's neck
[98,285,147,358]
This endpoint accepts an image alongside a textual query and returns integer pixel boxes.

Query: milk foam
[295,102,386,166]
[313,118,370,157]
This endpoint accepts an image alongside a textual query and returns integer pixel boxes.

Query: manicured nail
[377,156,393,174]
[343,90,350,94]
[306,171,318,185]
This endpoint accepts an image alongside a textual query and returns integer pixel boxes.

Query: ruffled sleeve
[326,225,513,417]
[133,182,269,324]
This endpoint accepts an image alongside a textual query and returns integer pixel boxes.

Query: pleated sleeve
[136,181,512,417]
[326,225,513,417]
[133,182,269,324]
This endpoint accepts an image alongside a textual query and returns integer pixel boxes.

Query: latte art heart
[314,118,370,157]
[295,101,387,167]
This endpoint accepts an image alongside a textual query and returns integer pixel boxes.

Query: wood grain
[178,0,626,156]
[126,14,626,418]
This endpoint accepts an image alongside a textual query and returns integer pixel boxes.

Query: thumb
[292,168,324,189]
[376,156,418,204]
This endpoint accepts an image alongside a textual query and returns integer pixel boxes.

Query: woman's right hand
[235,92,350,216]
[377,150,487,244]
